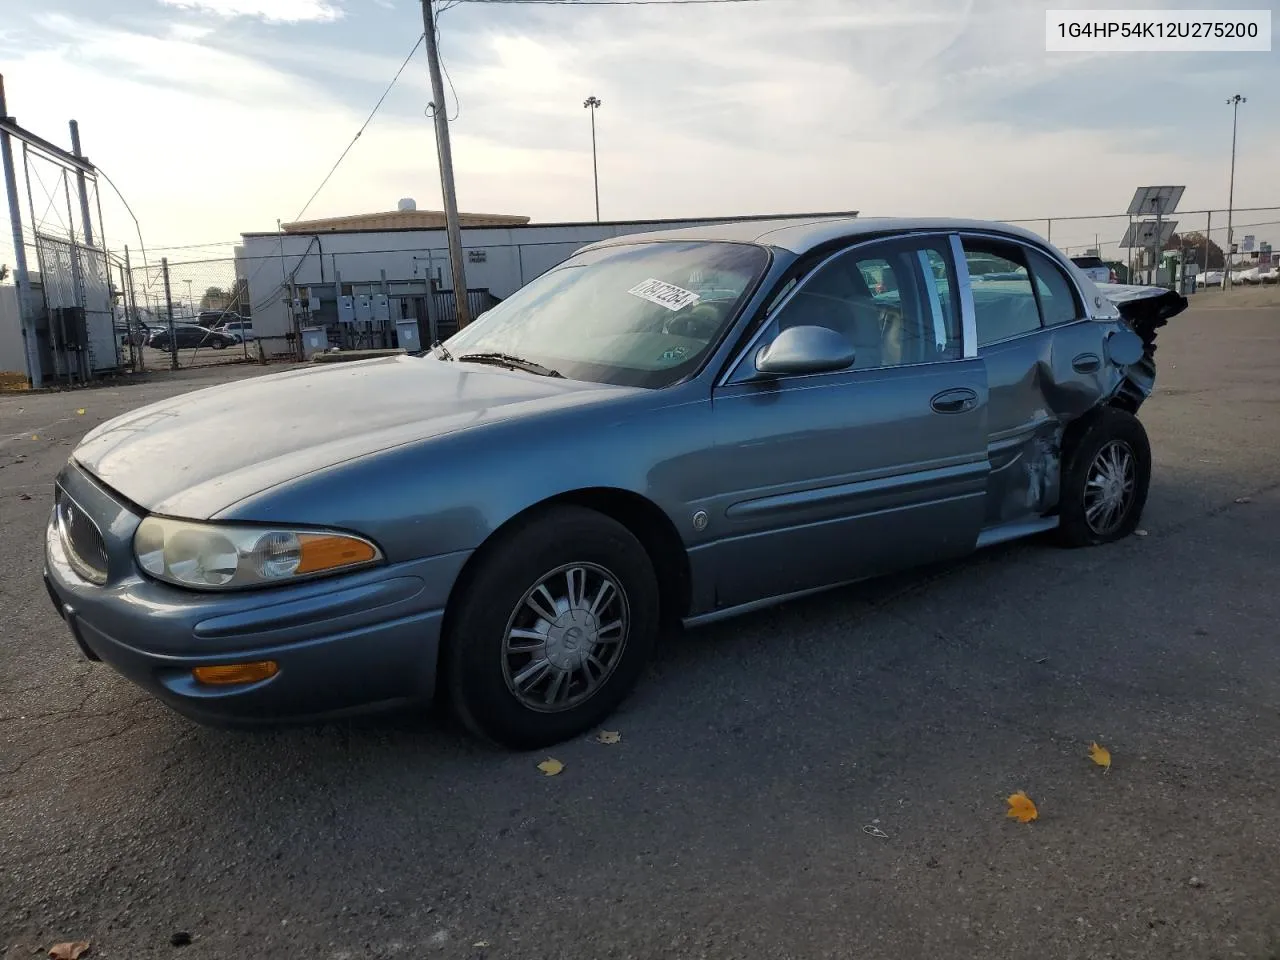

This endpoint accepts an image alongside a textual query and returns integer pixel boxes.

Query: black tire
[1057,408,1151,547]
[443,505,660,750]
[211,339,226,350]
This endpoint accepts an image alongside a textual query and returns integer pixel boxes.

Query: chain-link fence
[1000,205,1280,281]
[123,256,259,369]
[110,202,1280,377]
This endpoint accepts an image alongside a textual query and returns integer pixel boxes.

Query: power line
[291,31,426,226]
[451,0,766,4]
[450,0,768,4]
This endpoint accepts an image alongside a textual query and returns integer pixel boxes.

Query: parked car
[1200,270,1224,286]
[214,320,254,342]
[44,217,1186,749]
[1070,255,1118,285]
[114,321,150,348]
[197,310,245,329]
[146,322,237,351]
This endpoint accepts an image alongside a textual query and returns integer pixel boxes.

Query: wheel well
[442,488,693,641]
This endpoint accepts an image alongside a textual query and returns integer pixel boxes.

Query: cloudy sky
[0,0,1276,262]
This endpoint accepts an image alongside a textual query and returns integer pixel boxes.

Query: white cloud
[3,0,1276,264]
[156,0,343,23]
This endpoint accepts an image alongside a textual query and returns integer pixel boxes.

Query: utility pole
[1225,94,1245,290]
[584,96,602,222]
[0,75,43,388]
[68,120,94,248]
[421,1,471,330]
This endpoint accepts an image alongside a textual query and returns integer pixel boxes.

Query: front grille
[55,486,109,584]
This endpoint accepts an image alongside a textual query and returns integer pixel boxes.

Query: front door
[703,234,990,610]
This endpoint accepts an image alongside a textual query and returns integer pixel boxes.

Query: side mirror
[755,325,856,376]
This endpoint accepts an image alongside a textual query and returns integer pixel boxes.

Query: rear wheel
[443,506,660,749]
[1057,408,1151,547]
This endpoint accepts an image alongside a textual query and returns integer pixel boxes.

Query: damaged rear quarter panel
[980,315,1163,527]
[980,280,1186,528]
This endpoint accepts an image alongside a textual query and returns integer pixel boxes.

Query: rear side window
[1027,249,1082,326]
[961,240,1042,346]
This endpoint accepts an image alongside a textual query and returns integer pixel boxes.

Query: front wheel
[443,506,660,749]
[1057,408,1151,547]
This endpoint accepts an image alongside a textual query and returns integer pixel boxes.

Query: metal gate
[33,232,120,379]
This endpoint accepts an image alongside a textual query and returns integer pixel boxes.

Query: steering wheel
[663,304,721,338]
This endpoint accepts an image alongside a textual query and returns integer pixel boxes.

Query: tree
[1165,231,1224,269]
[200,286,229,310]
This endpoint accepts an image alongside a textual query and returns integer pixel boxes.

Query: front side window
[769,237,962,370]
[962,239,1042,346]
[443,240,769,388]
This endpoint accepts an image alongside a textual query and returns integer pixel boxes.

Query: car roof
[578,216,1056,256]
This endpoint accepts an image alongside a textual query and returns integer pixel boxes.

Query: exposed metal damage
[992,282,1189,527]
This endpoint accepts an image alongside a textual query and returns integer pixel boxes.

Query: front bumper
[44,464,470,726]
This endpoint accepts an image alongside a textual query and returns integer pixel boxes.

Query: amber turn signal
[192,661,280,686]
[296,534,379,575]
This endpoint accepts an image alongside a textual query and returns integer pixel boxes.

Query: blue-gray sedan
[44,217,1187,748]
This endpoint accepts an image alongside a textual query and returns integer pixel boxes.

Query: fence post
[124,245,144,372]
[425,277,441,345]
[1203,210,1212,281]
[161,257,177,370]
[1046,219,1052,243]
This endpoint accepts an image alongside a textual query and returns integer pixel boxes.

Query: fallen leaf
[30,434,38,441]
[473,941,490,948]
[1088,741,1112,773]
[1134,529,1149,537]
[1234,496,1252,504]
[536,758,564,777]
[76,408,86,416]
[18,493,32,501]
[596,730,621,745]
[1006,791,1038,823]
[48,943,90,960]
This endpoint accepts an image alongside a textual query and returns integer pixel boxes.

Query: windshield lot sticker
[659,345,690,363]
[628,278,701,313]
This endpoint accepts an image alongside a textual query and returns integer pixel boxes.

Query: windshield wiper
[455,352,563,378]
[430,340,453,361]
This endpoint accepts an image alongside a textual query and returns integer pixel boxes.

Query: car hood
[73,356,630,518]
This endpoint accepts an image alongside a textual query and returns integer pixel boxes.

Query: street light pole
[185,279,193,316]
[1224,93,1245,290]
[584,96,601,222]
[421,0,471,330]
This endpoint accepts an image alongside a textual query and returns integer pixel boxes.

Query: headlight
[133,516,381,590]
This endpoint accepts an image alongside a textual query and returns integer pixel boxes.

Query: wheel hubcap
[502,562,629,713]
[1083,439,1137,536]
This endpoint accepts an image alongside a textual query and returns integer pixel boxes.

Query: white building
[236,202,858,353]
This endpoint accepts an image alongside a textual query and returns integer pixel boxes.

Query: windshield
[442,240,770,388]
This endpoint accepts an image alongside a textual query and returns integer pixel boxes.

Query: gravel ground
[2,299,1279,960]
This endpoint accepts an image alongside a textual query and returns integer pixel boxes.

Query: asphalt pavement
[3,295,1279,960]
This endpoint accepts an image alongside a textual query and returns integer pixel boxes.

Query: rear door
[960,234,1107,527]
[704,233,990,609]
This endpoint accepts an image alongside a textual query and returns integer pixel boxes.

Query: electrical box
[300,326,327,359]
[396,318,421,352]
[373,294,390,323]
[338,295,355,323]
[355,295,373,323]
